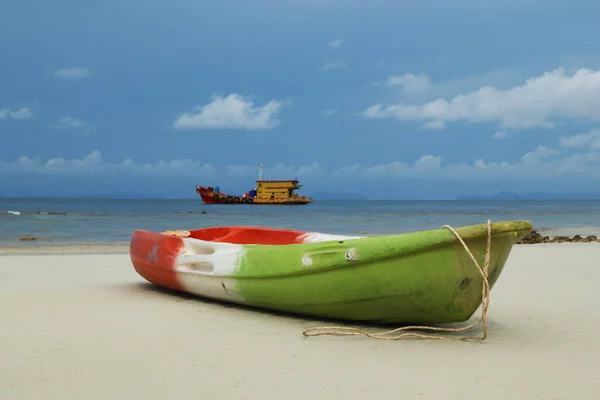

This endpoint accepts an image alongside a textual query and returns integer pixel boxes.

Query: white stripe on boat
[174,238,247,304]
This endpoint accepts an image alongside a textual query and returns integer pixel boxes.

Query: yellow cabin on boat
[251,179,313,204]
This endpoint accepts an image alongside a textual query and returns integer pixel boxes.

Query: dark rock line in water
[2,211,69,215]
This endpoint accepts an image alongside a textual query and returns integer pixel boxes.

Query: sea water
[2,198,600,249]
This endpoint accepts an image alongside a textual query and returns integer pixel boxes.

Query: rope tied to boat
[301,219,493,341]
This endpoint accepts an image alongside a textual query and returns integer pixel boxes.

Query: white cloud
[54,67,91,79]
[5,133,600,181]
[363,67,600,130]
[558,151,600,171]
[0,151,214,178]
[333,135,600,180]
[321,108,339,116]
[334,155,442,178]
[225,161,325,179]
[385,73,430,93]
[520,145,560,164]
[173,94,286,130]
[414,155,442,170]
[0,107,33,120]
[424,65,535,99]
[9,107,34,119]
[296,161,325,177]
[492,130,509,139]
[318,61,346,71]
[0,151,323,181]
[559,128,600,150]
[328,39,343,48]
[54,117,92,131]
[422,120,445,130]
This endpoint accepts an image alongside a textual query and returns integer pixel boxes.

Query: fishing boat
[129,220,532,325]
[195,163,312,205]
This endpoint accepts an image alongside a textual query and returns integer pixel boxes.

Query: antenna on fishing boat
[258,163,264,180]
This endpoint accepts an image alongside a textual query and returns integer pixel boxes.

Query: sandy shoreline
[1,244,600,399]
[0,245,129,255]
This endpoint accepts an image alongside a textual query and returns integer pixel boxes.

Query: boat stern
[447,220,532,320]
[129,230,188,292]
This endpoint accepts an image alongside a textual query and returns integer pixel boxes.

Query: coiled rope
[301,219,492,341]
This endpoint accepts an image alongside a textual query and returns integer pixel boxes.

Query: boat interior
[187,226,307,245]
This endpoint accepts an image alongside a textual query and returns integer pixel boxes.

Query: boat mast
[258,163,263,180]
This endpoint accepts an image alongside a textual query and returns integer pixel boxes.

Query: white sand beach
[1,243,599,399]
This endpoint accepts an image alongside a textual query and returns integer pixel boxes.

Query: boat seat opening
[178,261,214,274]
[188,226,307,245]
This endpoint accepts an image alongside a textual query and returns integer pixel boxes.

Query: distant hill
[456,191,600,200]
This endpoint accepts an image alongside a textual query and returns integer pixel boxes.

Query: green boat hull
[130,220,532,325]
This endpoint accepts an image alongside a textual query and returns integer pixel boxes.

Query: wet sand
[1,243,599,399]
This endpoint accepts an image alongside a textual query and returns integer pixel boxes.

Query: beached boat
[195,164,313,205]
[129,220,532,325]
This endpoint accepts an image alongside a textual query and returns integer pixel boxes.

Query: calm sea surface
[2,198,600,249]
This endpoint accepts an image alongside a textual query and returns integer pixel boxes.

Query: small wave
[4,211,21,216]
[2,210,69,216]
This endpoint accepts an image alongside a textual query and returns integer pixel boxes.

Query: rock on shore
[517,230,599,244]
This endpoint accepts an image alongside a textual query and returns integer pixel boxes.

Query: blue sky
[2,0,600,199]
